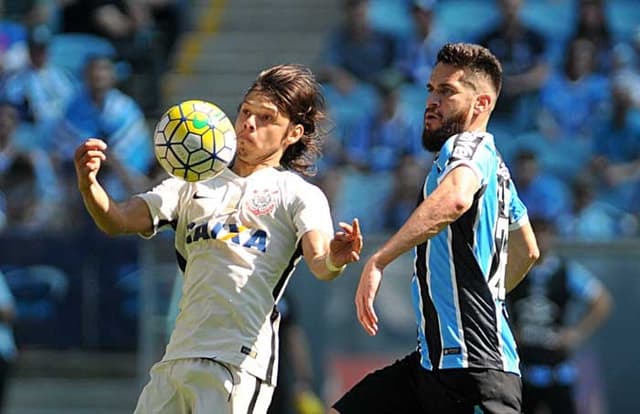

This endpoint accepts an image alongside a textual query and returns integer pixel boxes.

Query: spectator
[0,19,29,77]
[610,42,640,109]
[1,25,76,149]
[60,0,165,114]
[477,0,549,132]
[0,270,17,414]
[0,152,64,233]
[385,152,427,230]
[318,0,399,88]
[512,149,571,222]
[588,82,640,213]
[0,101,63,233]
[396,0,445,86]
[557,176,638,241]
[345,82,418,172]
[572,0,612,74]
[508,216,612,414]
[55,54,153,199]
[1,0,54,29]
[537,37,610,144]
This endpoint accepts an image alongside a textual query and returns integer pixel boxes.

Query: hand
[355,257,383,336]
[555,328,583,351]
[74,138,107,191]
[328,218,362,268]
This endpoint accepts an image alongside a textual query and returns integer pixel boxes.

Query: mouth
[425,112,440,122]
[236,134,252,143]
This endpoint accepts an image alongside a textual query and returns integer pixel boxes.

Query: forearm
[505,255,536,293]
[307,253,344,281]
[373,191,462,269]
[505,222,539,292]
[573,291,612,343]
[79,181,130,236]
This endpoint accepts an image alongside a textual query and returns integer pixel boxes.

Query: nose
[242,114,256,132]
[426,93,439,108]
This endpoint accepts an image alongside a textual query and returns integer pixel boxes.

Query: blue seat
[48,33,131,81]
[3,265,68,322]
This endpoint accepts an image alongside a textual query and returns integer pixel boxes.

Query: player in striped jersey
[73,64,362,414]
[332,43,539,414]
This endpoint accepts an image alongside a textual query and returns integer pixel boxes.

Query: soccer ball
[153,100,236,182]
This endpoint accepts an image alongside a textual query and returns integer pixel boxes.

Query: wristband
[325,254,346,273]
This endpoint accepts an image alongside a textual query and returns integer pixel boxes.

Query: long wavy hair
[244,64,326,176]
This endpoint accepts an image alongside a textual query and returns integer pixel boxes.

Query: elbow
[599,289,613,320]
[450,194,473,218]
[529,246,541,264]
[99,223,125,237]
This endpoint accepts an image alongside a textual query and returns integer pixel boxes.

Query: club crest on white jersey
[245,189,279,216]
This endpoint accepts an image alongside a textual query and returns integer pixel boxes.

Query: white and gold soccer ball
[153,100,236,182]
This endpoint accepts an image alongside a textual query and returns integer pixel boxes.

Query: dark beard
[422,111,467,153]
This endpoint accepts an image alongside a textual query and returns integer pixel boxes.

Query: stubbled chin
[425,119,440,129]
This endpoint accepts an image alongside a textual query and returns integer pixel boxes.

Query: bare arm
[372,166,479,269]
[74,138,153,236]
[560,285,612,350]
[356,165,480,335]
[301,219,362,281]
[505,220,540,293]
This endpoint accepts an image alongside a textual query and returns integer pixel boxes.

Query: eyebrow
[241,102,280,119]
[427,82,459,90]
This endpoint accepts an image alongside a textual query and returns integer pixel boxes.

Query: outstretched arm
[356,165,479,336]
[302,218,362,281]
[74,138,153,236]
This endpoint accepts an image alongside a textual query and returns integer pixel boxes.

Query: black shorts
[332,351,522,414]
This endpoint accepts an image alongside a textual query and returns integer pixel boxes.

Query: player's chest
[182,181,286,227]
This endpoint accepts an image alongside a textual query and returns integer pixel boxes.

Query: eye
[441,87,455,96]
[261,114,273,122]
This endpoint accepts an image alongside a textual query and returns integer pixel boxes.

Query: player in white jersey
[73,64,363,414]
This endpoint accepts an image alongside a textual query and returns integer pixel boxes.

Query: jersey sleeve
[290,181,334,242]
[134,177,187,238]
[508,180,529,230]
[439,132,490,186]
[566,261,603,302]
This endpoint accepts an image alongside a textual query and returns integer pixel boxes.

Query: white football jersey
[135,167,334,385]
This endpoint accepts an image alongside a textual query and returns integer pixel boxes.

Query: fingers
[337,218,363,250]
[355,264,380,336]
[75,139,107,164]
[356,290,378,336]
[352,217,362,252]
[74,138,107,159]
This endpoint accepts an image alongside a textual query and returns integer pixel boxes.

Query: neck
[231,158,279,177]
[90,89,108,107]
[468,116,489,133]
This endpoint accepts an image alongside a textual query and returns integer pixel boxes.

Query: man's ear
[474,93,493,114]
[285,123,304,145]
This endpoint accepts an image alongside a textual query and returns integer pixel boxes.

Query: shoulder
[106,89,143,113]
[276,170,327,200]
[278,169,321,190]
[443,131,494,161]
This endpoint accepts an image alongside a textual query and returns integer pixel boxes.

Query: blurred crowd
[0,0,188,235]
[1,0,638,240]
[313,0,640,241]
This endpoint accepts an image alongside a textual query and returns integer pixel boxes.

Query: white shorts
[134,358,274,414]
